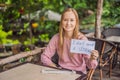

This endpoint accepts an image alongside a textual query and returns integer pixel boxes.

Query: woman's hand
[90,50,99,60]
[49,63,57,68]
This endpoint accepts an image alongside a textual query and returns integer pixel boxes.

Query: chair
[102,28,120,69]
[87,37,117,80]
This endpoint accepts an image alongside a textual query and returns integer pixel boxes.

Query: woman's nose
[67,20,70,25]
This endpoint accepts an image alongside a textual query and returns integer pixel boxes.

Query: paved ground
[92,64,120,80]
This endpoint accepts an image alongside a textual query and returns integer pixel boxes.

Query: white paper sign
[70,39,95,54]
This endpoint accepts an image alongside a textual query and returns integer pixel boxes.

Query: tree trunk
[0,47,45,65]
[95,0,103,38]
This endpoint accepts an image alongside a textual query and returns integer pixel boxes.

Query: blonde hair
[59,8,80,56]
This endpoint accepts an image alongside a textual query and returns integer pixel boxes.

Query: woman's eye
[63,19,67,21]
[70,19,75,21]
[63,19,75,22]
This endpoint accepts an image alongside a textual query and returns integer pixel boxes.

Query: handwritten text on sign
[70,39,95,54]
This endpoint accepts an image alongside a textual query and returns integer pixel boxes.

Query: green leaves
[5,0,11,4]
[39,34,49,42]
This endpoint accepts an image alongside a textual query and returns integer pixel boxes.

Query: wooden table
[0,63,80,80]
[106,36,120,43]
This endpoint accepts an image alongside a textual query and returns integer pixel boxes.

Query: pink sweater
[41,33,98,74]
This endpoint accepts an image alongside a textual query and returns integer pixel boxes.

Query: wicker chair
[87,37,117,80]
[102,28,120,69]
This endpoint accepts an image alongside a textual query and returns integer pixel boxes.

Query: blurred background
[0,0,120,54]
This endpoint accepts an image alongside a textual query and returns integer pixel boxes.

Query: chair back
[51,52,59,66]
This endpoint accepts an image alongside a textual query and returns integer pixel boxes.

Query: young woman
[41,8,99,74]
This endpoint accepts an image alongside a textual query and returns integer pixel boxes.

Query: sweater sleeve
[41,34,58,66]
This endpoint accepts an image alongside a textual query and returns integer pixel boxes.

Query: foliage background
[0,0,120,46]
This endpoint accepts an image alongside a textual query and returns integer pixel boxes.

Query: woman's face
[62,11,76,32]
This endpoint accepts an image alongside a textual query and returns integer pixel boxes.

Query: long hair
[59,8,80,56]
